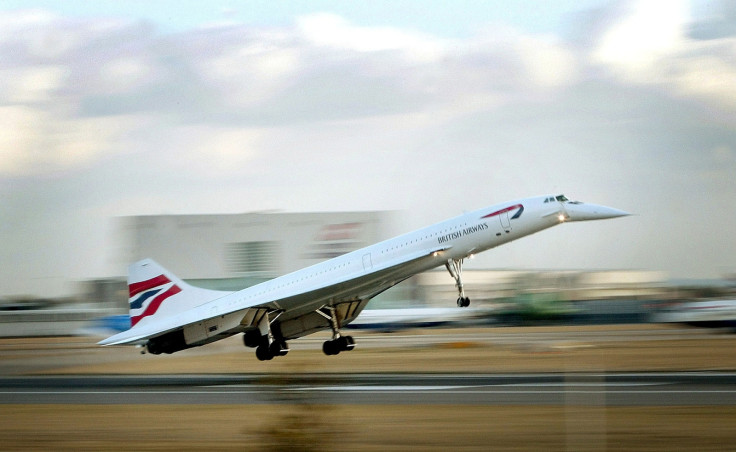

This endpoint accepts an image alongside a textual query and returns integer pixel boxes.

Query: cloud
[689,0,736,39]
[296,12,445,61]
[99,57,158,94]
[193,35,301,109]
[0,106,134,175]
[466,27,579,93]
[155,124,263,177]
[0,65,67,103]
[593,0,688,73]
[590,0,736,116]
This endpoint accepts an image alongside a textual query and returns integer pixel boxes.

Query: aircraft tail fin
[127,259,231,329]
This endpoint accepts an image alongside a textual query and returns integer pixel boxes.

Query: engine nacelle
[146,330,190,355]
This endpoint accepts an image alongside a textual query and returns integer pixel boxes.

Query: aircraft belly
[279,299,369,340]
[279,312,330,340]
[178,246,453,344]
[272,255,439,315]
[183,310,247,345]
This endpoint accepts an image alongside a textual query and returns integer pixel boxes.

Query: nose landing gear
[446,258,470,307]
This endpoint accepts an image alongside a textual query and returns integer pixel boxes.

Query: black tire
[342,335,356,351]
[322,340,340,356]
[243,330,261,348]
[270,341,289,357]
[337,336,349,351]
[256,344,273,361]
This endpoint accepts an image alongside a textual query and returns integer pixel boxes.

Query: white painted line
[159,388,736,395]
[498,382,671,387]
[288,385,467,391]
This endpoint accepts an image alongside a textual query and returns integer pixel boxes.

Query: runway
[2,372,736,406]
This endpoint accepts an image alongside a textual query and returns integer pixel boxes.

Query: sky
[1,0,735,297]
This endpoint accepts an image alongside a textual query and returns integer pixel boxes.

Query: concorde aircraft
[100,194,629,360]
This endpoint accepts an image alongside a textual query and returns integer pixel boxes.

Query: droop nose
[562,202,630,222]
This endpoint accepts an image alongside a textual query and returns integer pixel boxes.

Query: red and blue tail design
[129,275,182,327]
[127,259,232,329]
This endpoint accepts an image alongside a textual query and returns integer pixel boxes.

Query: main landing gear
[322,335,355,356]
[254,336,289,361]
[317,306,356,356]
[243,310,290,361]
[446,258,470,307]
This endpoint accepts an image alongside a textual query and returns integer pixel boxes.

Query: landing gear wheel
[269,341,289,357]
[342,335,356,351]
[323,339,340,356]
[323,335,356,356]
[255,344,274,361]
[318,305,358,356]
[243,330,261,348]
[457,297,470,307]
[337,336,356,352]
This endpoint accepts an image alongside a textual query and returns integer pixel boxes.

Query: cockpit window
[555,194,568,202]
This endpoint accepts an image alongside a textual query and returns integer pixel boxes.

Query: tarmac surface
[1,372,736,406]
[3,325,736,451]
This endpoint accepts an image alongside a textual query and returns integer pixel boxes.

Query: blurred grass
[1,404,734,451]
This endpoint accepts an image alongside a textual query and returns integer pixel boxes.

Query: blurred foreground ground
[2,404,734,452]
[1,324,736,451]
[2,324,735,375]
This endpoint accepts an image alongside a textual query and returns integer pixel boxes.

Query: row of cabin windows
[380,223,469,254]
[238,219,478,298]
[242,260,353,299]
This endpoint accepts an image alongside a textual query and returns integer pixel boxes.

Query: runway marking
[283,389,736,395]
[498,382,671,387]
[288,385,467,391]
[3,389,736,395]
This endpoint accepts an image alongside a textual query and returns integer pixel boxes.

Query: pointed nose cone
[563,202,630,222]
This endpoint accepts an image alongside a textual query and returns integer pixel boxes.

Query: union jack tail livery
[127,259,231,329]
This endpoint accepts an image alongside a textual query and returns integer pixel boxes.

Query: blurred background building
[121,210,393,289]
